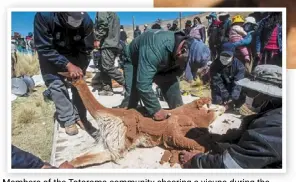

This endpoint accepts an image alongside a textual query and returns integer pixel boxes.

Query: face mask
[243,23,253,33]
[67,15,83,28]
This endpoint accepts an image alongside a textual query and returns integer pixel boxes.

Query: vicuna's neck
[73,79,106,119]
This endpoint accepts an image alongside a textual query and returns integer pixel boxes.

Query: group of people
[11,32,35,55]
[12,11,282,169]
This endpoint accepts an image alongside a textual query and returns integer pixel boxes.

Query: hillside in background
[124,12,252,42]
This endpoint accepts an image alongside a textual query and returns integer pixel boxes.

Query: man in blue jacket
[210,46,245,110]
[34,12,94,136]
[180,64,282,169]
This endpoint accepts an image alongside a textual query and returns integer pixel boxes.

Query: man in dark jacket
[133,25,141,39]
[180,64,282,169]
[120,30,210,121]
[183,20,192,36]
[151,19,163,29]
[34,12,94,136]
[210,46,245,110]
[218,12,232,45]
[169,20,179,31]
[94,12,125,95]
[120,25,128,43]
[12,145,74,169]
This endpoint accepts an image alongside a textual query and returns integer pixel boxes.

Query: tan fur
[66,78,225,168]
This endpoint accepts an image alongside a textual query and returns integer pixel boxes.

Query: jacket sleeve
[94,12,109,41]
[82,16,95,54]
[256,19,265,53]
[200,27,206,43]
[12,145,44,169]
[34,13,69,69]
[191,153,225,168]
[231,60,245,101]
[233,32,252,47]
[191,110,282,169]
[136,47,162,116]
[211,73,230,102]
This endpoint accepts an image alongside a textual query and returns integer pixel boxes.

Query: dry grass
[180,78,211,98]
[14,52,40,77]
[12,86,55,162]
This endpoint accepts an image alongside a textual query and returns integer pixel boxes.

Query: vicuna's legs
[69,150,112,168]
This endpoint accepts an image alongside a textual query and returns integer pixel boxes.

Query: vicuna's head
[194,98,226,124]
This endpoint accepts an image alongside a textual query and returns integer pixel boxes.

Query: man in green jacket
[120,30,211,121]
[94,12,125,95]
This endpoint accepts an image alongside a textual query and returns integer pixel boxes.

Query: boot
[98,85,114,96]
[65,124,79,136]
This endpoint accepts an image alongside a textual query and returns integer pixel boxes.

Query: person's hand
[58,161,75,169]
[94,41,100,49]
[153,109,171,121]
[179,150,198,168]
[66,62,83,79]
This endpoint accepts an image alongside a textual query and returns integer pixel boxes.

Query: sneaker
[98,90,114,96]
[65,124,79,136]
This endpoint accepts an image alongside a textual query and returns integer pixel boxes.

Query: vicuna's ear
[58,72,71,78]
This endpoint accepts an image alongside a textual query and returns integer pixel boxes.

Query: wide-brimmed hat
[244,16,257,25]
[236,65,282,98]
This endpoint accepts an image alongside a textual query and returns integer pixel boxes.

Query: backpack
[189,24,205,40]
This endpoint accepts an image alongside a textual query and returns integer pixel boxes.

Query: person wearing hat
[119,30,211,121]
[206,12,217,27]
[151,19,163,29]
[94,12,125,96]
[133,25,142,39]
[229,15,251,73]
[208,13,222,62]
[209,44,245,110]
[167,23,172,30]
[120,25,128,44]
[34,12,95,136]
[169,20,179,31]
[218,12,232,45]
[144,24,148,32]
[183,20,192,36]
[255,12,282,66]
[180,64,282,169]
[190,16,206,43]
[223,16,259,71]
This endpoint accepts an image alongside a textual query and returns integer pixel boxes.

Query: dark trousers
[99,48,125,89]
[120,60,183,110]
[47,79,87,127]
[260,49,282,67]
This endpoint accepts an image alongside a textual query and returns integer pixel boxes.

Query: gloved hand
[153,109,171,121]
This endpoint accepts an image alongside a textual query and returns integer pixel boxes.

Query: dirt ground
[12,86,55,161]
